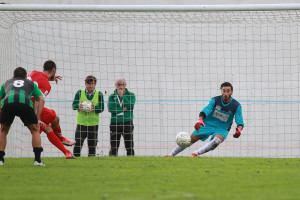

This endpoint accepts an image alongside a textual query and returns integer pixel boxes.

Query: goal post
[0,4,299,158]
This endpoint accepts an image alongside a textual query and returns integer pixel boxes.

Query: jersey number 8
[13,80,24,88]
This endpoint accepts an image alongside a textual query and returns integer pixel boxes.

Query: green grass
[0,157,299,200]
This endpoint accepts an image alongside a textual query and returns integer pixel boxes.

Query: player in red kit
[28,60,75,159]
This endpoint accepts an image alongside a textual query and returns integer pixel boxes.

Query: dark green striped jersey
[0,78,42,109]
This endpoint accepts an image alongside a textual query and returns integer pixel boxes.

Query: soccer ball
[176,132,191,148]
[81,101,92,113]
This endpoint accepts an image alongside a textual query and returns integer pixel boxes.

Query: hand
[79,102,84,111]
[91,102,95,111]
[194,118,205,132]
[54,76,62,84]
[233,127,242,138]
[38,120,46,129]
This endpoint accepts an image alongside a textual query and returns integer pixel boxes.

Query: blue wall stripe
[46,99,300,103]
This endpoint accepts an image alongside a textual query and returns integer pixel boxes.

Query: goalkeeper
[72,75,104,157]
[166,82,244,157]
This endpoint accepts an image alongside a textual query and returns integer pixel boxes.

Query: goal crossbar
[1,4,300,12]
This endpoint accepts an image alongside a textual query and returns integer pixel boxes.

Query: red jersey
[27,70,51,103]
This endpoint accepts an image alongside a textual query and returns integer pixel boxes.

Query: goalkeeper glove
[233,127,242,138]
[194,118,205,132]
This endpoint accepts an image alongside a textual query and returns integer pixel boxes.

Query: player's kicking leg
[51,115,75,146]
[43,109,75,146]
[40,108,75,159]
[42,126,75,159]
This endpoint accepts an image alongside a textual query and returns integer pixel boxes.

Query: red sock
[47,131,69,155]
[51,126,62,138]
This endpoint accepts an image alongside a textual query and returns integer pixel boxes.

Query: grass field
[0,157,299,200]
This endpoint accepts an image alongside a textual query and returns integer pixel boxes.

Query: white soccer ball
[81,101,92,113]
[176,132,191,148]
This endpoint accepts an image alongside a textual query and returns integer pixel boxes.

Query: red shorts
[39,107,57,133]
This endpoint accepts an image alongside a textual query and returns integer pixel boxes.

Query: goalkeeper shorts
[192,126,228,141]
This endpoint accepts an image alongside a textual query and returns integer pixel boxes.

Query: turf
[0,157,299,200]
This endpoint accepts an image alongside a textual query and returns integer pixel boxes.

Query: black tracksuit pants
[109,121,134,156]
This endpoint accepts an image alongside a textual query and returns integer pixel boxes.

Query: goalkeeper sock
[0,151,5,162]
[33,147,43,163]
[47,131,68,154]
[194,137,221,155]
[170,143,192,156]
[51,126,62,138]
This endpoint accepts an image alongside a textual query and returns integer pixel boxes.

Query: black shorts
[0,103,38,126]
[110,120,134,133]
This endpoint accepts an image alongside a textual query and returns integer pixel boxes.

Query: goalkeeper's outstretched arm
[234,105,244,138]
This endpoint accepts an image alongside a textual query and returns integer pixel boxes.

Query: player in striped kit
[166,82,244,157]
[0,67,45,166]
[28,60,75,159]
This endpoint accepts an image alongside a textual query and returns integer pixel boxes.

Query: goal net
[0,4,299,158]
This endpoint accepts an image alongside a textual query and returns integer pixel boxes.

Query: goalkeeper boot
[0,160,4,166]
[65,152,76,159]
[164,155,171,157]
[189,153,198,157]
[60,136,76,146]
[34,161,46,166]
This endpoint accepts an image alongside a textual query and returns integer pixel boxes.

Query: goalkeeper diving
[166,82,244,157]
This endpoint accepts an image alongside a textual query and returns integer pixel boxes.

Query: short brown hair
[220,82,233,90]
[13,67,27,78]
[43,60,56,72]
[85,75,97,84]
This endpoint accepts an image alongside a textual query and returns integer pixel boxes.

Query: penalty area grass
[0,157,299,200]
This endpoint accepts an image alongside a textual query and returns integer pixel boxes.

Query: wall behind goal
[0,9,299,158]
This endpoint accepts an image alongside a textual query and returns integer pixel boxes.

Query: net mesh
[0,9,299,158]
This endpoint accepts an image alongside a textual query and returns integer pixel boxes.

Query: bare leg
[51,116,61,135]
[0,124,10,151]
[51,115,60,127]
[27,124,41,147]
[27,123,45,164]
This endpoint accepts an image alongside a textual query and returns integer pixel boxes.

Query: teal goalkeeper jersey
[200,95,244,131]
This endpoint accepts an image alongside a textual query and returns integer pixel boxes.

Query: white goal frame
[0,4,300,158]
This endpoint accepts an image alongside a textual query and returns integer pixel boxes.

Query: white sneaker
[34,161,46,166]
[0,160,4,166]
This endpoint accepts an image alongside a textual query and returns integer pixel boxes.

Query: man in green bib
[72,75,104,157]
[108,78,136,156]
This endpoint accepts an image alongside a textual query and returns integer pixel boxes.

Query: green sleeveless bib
[77,89,99,126]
